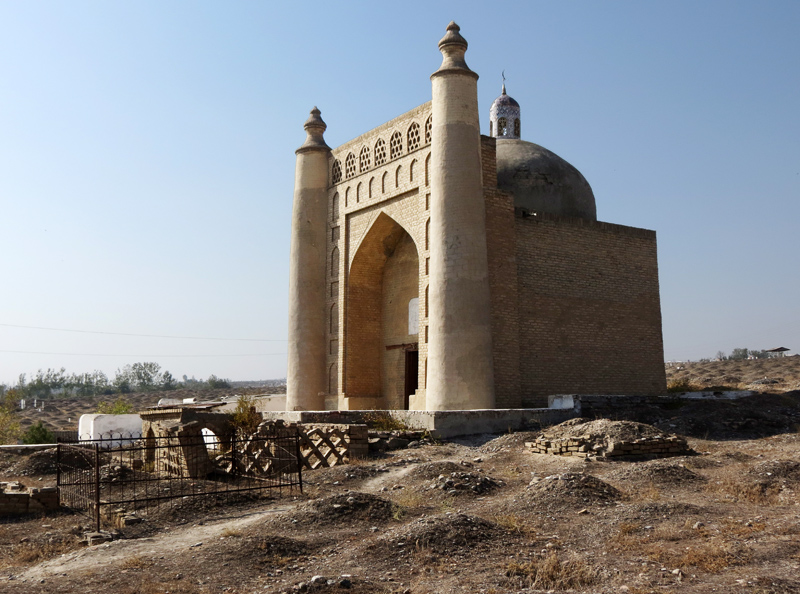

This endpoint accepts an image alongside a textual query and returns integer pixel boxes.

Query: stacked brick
[0,481,59,514]
[526,434,690,459]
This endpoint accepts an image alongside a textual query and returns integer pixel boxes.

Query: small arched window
[425,153,431,187]
[425,218,430,250]
[409,159,416,182]
[424,114,432,144]
[390,132,403,159]
[356,182,362,203]
[331,193,339,221]
[497,117,507,137]
[368,177,374,199]
[329,362,338,394]
[330,302,338,334]
[395,165,402,188]
[407,122,421,151]
[382,171,388,194]
[374,139,387,165]
[514,118,520,137]
[359,146,371,172]
[331,246,340,277]
[332,160,342,184]
[345,153,356,178]
[408,298,419,335]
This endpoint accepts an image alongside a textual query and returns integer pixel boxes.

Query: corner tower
[286,108,330,411]
[427,22,495,410]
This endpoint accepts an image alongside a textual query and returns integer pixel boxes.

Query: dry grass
[10,540,75,566]
[492,513,535,535]
[646,538,752,573]
[220,527,242,538]
[393,489,427,509]
[121,555,154,570]
[504,552,599,589]
[705,477,782,504]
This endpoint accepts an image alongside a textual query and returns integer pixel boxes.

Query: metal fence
[57,427,302,531]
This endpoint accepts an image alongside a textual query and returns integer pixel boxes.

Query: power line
[0,323,286,342]
[0,349,286,358]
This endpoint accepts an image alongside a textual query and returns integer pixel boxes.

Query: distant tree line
[0,362,231,401]
[714,348,771,361]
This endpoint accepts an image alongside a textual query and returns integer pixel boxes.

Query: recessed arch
[331,246,340,277]
[425,153,431,187]
[345,212,420,408]
[409,159,416,182]
[382,171,388,194]
[395,165,402,188]
[332,192,339,221]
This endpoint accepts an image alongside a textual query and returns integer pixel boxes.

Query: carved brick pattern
[359,146,371,172]
[390,131,403,159]
[407,122,421,151]
[374,139,387,165]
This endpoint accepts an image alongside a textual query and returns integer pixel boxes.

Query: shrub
[22,421,55,444]
[95,397,135,414]
[0,407,21,445]
[232,394,261,436]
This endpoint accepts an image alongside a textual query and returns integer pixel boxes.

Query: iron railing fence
[56,428,302,531]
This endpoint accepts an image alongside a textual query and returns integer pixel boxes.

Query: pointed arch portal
[346,212,420,409]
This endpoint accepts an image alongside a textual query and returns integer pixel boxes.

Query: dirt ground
[2,388,800,593]
[666,356,800,393]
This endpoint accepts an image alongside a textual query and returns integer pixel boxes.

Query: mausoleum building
[286,22,666,412]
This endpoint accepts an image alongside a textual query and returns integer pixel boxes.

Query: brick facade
[318,106,665,411]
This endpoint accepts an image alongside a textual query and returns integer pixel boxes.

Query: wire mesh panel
[57,426,302,530]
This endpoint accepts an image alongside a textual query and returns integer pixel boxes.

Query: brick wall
[332,103,433,408]
[482,136,522,408]
[515,212,666,406]
[0,482,59,514]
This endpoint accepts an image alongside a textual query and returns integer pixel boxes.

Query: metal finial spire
[501,70,506,94]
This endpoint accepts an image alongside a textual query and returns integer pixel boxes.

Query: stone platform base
[261,408,576,439]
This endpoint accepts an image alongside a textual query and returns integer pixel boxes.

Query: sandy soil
[2,390,800,594]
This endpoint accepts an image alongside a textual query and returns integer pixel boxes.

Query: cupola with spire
[489,79,521,139]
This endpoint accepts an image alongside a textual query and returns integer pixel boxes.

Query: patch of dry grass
[504,552,598,589]
[705,476,782,504]
[492,513,535,535]
[121,555,154,570]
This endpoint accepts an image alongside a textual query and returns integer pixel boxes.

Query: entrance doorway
[404,349,419,410]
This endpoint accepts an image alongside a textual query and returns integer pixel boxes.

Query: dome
[496,138,597,220]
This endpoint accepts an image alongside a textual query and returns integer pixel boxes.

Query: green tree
[22,421,55,444]
[161,371,178,391]
[207,375,231,389]
[729,348,750,360]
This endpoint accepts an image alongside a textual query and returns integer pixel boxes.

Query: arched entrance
[346,212,420,409]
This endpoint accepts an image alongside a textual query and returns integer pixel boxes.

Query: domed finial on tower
[489,77,521,139]
[297,106,330,154]
[432,21,477,79]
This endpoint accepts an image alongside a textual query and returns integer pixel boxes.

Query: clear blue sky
[1,1,798,384]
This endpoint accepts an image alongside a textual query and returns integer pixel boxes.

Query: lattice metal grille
[331,160,342,184]
[424,115,432,144]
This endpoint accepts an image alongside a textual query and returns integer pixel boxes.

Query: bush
[0,407,21,445]
[207,375,231,389]
[232,394,261,436]
[95,397,135,414]
[22,421,55,444]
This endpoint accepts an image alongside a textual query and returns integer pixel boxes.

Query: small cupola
[489,81,521,139]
